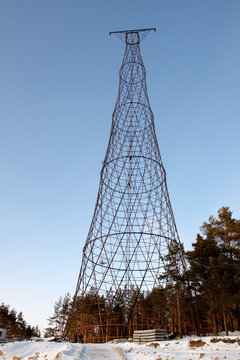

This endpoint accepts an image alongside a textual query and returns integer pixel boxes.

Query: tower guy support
[64,28,186,342]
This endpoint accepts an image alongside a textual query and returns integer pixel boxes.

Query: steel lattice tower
[64,28,185,342]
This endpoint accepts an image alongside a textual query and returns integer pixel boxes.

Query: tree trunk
[176,287,183,338]
[223,308,228,336]
[229,311,234,332]
[212,309,218,336]
[236,303,240,330]
[195,308,201,336]
[190,304,200,336]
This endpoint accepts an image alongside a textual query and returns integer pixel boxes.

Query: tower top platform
[109,27,156,43]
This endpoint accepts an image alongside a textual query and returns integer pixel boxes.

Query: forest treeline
[0,303,41,339]
[45,206,240,340]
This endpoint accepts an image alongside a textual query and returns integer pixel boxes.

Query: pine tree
[201,207,240,333]
[186,233,222,335]
[45,295,72,338]
[0,302,40,339]
[16,312,27,337]
[158,239,186,337]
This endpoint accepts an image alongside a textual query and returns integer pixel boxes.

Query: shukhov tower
[64,29,185,342]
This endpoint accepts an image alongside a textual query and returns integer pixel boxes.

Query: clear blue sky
[1,0,240,333]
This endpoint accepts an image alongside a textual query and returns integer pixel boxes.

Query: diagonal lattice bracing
[64,29,186,343]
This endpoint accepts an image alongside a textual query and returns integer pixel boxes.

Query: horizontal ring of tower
[125,31,140,45]
[112,117,153,135]
[120,62,145,84]
[100,158,165,195]
[101,155,161,172]
[84,232,170,256]
[84,231,172,244]
[112,102,154,135]
[113,101,153,119]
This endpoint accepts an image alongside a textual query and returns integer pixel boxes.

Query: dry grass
[28,352,40,360]
[210,337,240,344]
[55,353,62,360]
[115,347,127,360]
[189,340,206,348]
[199,353,205,359]
[148,343,160,348]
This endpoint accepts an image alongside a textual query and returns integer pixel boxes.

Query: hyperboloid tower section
[64,28,185,342]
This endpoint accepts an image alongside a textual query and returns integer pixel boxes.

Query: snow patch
[0,335,240,360]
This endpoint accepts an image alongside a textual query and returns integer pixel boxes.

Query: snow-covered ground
[1,334,240,360]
